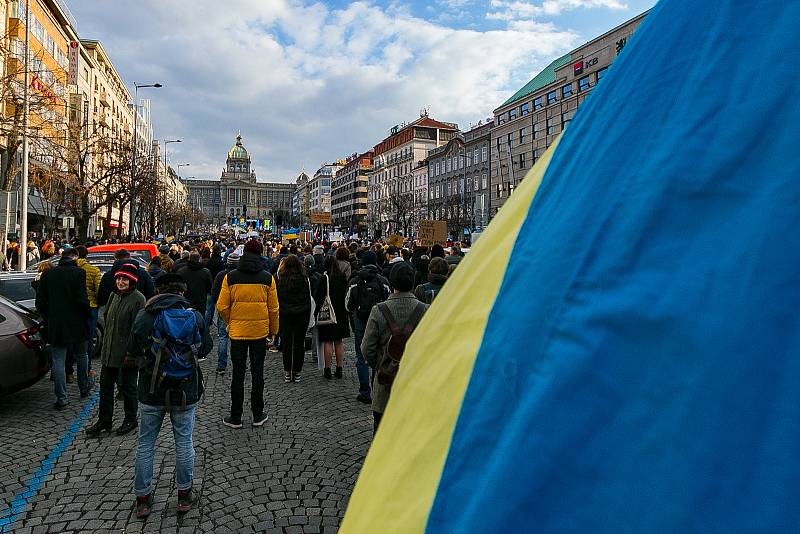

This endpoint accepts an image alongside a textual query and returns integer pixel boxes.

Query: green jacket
[101,289,145,367]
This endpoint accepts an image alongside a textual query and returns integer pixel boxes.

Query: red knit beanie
[243,239,263,256]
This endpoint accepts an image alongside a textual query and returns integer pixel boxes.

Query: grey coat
[361,292,428,414]
[101,289,145,368]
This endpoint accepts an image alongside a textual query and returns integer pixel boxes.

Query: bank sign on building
[185,133,294,228]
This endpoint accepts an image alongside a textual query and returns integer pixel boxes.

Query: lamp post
[164,139,181,170]
[130,82,161,239]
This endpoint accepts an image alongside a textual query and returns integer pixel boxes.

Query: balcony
[98,89,110,107]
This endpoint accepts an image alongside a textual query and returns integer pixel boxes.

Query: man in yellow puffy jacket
[77,246,102,376]
[216,239,279,429]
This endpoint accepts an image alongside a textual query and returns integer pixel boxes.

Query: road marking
[0,391,99,533]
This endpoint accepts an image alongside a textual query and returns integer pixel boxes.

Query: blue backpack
[149,308,201,400]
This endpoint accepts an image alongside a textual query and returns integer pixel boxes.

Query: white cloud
[488,0,627,21]
[68,0,580,182]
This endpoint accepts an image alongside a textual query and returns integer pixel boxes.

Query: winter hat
[159,244,170,253]
[362,251,377,266]
[389,256,404,264]
[303,255,315,269]
[244,239,263,255]
[226,250,241,266]
[115,263,139,284]
[389,262,415,292]
[313,245,325,255]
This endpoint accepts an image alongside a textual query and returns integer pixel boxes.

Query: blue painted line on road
[0,390,99,533]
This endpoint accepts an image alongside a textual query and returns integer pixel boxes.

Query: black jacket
[204,255,226,280]
[277,273,312,316]
[212,265,235,306]
[129,293,210,407]
[176,260,213,313]
[98,259,155,306]
[35,257,90,345]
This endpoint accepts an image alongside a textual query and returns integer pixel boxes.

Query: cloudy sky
[67,0,656,184]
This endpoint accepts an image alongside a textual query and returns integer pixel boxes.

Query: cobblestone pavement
[0,336,373,533]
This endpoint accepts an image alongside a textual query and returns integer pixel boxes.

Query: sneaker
[176,488,194,514]
[216,367,226,376]
[53,401,67,411]
[335,366,343,379]
[80,381,95,398]
[85,420,112,437]
[356,394,372,404]
[136,494,153,519]
[324,367,332,379]
[197,355,207,362]
[268,346,279,353]
[222,416,242,429]
[284,371,292,383]
[292,372,301,383]
[252,414,269,427]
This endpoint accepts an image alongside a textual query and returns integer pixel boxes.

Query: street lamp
[164,139,181,170]
[130,82,162,239]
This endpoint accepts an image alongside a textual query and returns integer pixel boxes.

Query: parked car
[0,294,47,395]
[0,262,119,359]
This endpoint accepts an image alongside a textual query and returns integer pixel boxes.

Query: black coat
[98,259,155,306]
[176,260,213,314]
[314,271,350,341]
[204,255,226,280]
[35,257,90,345]
[277,273,312,316]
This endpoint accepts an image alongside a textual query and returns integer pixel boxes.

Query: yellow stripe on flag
[341,136,563,533]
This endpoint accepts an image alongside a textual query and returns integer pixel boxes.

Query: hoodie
[128,293,210,407]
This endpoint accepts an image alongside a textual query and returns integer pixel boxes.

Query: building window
[496,137,501,151]
[546,117,554,135]
[534,96,543,110]
[596,66,608,82]
[519,128,525,144]
[579,76,591,92]
[474,176,479,191]
[506,133,513,147]
[546,91,557,105]
[497,114,506,125]
[519,153,527,169]
[562,84,573,98]
[482,173,488,189]
[482,146,488,162]
[562,110,574,127]
[509,108,517,120]
[521,102,530,116]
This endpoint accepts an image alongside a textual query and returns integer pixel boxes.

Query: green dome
[228,132,249,160]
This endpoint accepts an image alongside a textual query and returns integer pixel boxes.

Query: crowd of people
[29,231,466,518]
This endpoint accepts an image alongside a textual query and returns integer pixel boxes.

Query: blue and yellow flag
[343,1,800,532]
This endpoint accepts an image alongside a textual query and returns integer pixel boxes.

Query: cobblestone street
[0,337,372,533]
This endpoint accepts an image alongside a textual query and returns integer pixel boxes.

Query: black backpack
[355,275,385,321]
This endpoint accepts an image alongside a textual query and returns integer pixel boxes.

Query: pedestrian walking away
[216,239,279,428]
[276,254,312,383]
[315,255,350,379]
[211,249,240,374]
[35,246,94,409]
[345,251,389,403]
[85,264,145,437]
[361,262,427,433]
[127,273,211,518]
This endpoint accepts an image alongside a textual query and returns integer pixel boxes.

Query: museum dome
[228,132,249,160]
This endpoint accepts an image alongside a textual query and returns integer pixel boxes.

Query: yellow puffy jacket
[77,258,102,308]
[216,253,279,340]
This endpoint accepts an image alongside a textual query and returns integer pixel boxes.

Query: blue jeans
[135,402,196,497]
[352,314,371,397]
[50,342,90,405]
[204,296,215,331]
[217,318,229,369]
[86,307,99,370]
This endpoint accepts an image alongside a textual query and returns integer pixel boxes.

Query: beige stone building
[490,11,647,216]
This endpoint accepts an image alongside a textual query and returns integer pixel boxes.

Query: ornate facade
[185,133,294,227]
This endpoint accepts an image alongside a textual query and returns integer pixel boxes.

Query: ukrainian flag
[343,1,800,532]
